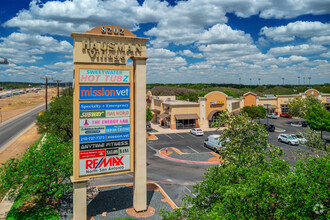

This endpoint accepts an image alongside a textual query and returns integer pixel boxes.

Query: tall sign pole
[71,25,148,220]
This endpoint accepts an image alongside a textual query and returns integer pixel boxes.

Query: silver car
[278,134,299,146]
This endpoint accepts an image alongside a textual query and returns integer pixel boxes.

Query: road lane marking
[164,134,173,139]
[186,145,199,153]
[175,133,184,138]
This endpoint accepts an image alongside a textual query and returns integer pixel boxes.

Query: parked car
[280,113,292,118]
[264,124,275,132]
[266,113,278,119]
[190,128,204,136]
[291,134,307,144]
[204,135,229,152]
[301,121,308,127]
[271,113,278,119]
[146,122,152,131]
[278,134,299,145]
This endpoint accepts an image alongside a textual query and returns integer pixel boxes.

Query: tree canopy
[161,111,329,219]
[305,104,330,140]
[36,95,73,142]
[241,105,266,120]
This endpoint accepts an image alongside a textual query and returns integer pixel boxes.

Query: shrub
[0,136,73,206]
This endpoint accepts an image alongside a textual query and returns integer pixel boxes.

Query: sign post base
[71,177,88,220]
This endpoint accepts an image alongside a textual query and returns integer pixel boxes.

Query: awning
[267,105,278,109]
[159,113,170,119]
[150,109,160,114]
[175,114,199,120]
[208,110,221,121]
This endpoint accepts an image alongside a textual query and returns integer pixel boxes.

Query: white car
[291,134,307,144]
[278,134,299,146]
[267,113,278,119]
[190,128,204,136]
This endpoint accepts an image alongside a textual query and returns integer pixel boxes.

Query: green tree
[299,127,329,151]
[36,96,73,141]
[146,108,153,122]
[241,105,266,120]
[161,112,329,219]
[288,95,322,118]
[0,136,73,205]
[305,104,330,140]
[288,96,306,118]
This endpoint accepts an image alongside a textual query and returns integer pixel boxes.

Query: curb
[95,182,178,209]
[159,150,220,165]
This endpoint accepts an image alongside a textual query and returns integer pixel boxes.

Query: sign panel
[80,126,106,135]
[80,69,130,83]
[210,101,224,105]
[80,149,106,159]
[106,125,130,133]
[80,110,105,118]
[80,102,130,111]
[79,155,130,175]
[80,140,130,151]
[80,86,130,100]
[79,132,130,143]
[106,109,130,118]
[106,147,130,156]
[79,117,130,127]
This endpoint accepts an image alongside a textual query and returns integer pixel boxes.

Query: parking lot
[149,117,326,165]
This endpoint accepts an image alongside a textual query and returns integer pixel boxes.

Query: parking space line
[164,134,173,139]
[175,133,184,138]
[187,133,196,137]
[184,185,196,197]
[186,145,199,153]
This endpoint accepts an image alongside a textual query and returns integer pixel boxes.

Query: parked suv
[278,134,299,145]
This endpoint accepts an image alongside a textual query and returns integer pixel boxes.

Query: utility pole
[40,77,53,111]
[239,77,241,88]
[53,79,62,97]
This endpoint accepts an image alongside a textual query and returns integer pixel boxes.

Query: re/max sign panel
[80,86,129,100]
[79,69,130,83]
[79,155,130,176]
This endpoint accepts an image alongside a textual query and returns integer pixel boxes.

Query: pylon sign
[71,25,148,180]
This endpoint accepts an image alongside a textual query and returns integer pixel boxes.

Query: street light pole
[40,77,53,111]
[264,104,271,143]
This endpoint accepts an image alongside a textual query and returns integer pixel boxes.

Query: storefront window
[176,119,196,129]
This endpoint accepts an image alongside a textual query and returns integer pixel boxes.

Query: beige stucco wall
[205,92,227,121]
[164,105,200,129]
[244,93,257,106]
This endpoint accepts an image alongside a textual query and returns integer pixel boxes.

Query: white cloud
[267,44,327,56]
[178,50,203,58]
[260,21,330,42]
[320,51,330,58]
[310,36,330,45]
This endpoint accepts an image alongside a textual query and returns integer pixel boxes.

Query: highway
[0,104,45,152]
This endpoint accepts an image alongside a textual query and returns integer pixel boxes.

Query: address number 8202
[101,27,124,35]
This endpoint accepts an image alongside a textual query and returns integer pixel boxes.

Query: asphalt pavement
[0,104,45,152]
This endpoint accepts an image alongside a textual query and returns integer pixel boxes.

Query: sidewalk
[149,122,223,135]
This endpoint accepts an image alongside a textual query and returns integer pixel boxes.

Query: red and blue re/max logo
[80,86,130,100]
[86,156,124,169]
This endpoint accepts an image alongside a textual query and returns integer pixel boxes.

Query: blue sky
[0,0,329,84]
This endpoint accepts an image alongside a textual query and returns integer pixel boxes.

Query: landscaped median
[159,147,223,164]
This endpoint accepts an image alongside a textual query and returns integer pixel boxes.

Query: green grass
[6,194,59,220]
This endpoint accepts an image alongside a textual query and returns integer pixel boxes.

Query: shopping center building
[147,89,330,130]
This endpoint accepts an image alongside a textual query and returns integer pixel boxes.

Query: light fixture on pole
[282,77,285,85]
[308,76,311,86]
[297,76,300,85]
[258,78,261,85]
[250,78,252,86]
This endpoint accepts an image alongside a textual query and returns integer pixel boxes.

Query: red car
[280,113,292,118]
